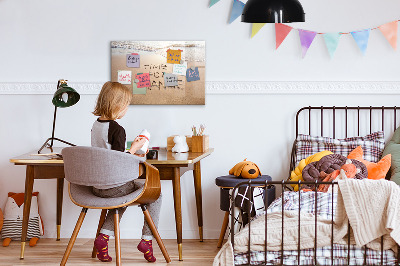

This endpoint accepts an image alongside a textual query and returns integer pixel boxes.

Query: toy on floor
[172,135,189,153]
[1,192,44,247]
[229,159,261,179]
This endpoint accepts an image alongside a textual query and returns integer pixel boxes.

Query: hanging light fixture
[241,0,305,23]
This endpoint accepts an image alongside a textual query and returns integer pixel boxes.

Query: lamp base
[38,137,76,154]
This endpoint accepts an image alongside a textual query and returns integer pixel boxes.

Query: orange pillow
[347,146,391,180]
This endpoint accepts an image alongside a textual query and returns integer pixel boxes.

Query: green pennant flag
[209,0,220,7]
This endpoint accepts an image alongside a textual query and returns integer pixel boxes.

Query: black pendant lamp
[242,0,305,23]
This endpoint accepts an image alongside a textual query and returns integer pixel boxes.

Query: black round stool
[215,175,275,248]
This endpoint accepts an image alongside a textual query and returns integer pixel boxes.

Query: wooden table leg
[56,178,64,241]
[20,165,35,259]
[172,167,183,261]
[193,161,203,242]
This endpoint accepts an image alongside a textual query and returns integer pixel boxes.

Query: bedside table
[215,175,275,248]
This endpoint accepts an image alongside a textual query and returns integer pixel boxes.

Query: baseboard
[1,81,399,95]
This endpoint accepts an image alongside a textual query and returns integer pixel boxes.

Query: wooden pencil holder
[191,135,209,153]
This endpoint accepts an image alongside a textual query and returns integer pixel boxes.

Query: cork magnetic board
[111,41,205,105]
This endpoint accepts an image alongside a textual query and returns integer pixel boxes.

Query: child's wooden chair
[60,146,171,265]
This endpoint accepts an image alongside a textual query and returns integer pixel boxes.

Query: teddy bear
[229,159,261,179]
[172,135,189,153]
[1,192,44,247]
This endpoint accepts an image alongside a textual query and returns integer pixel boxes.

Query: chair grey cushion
[69,180,145,208]
[62,146,145,188]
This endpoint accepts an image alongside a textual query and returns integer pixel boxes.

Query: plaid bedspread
[234,191,397,265]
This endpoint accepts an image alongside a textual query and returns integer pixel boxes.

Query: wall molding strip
[0,81,399,95]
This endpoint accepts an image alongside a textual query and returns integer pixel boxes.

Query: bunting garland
[208,1,399,59]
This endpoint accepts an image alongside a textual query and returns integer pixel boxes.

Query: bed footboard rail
[230,180,400,266]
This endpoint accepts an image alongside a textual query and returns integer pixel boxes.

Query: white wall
[1,0,400,240]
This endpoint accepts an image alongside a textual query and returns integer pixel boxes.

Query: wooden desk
[10,147,213,261]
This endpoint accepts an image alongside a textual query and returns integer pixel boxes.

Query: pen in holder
[191,135,209,152]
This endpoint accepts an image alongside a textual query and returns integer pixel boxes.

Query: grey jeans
[92,180,162,240]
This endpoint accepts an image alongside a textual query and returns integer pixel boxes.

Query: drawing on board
[111,41,205,105]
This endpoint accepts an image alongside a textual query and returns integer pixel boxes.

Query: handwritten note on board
[136,73,150,88]
[167,49,182,64]
[186,67,200,82]
[126,53,140,68]
[118,70,132,84]
[164,73,179,87]
[173,62,187,75]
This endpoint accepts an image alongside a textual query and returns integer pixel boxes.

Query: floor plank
[0,239,221,265]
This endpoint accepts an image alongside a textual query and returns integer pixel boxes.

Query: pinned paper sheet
[186,67,200,82]
[135,73,150,88]
[126,53,140,67]
[132,82,146,95]
[118,70,132,84]
[172,62,187,75]
[164,73,179,87]
[167,49,182,64]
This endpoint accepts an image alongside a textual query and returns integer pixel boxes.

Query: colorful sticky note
[126,53,140,67]
[167,49,182,64]
[132,82,147,95]
[164,73,179,87]
[117,70,132,84]
[172,62,187,75]
[186,67,200,82]
[135,73,150,88]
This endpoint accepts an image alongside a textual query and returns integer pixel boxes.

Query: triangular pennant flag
[209,0,220,7]
[298,29,317,58]
[323,33,341,58]
[275,23,293,49]
[229,0,245,24]
[251,23,266,38]
[378,21,398,50]
[351,29,370,55]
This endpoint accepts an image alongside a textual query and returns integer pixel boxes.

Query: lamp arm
[50,105,57,148]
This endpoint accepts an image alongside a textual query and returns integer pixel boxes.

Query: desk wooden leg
[193,161,204,242]
[20,165,35,259]
[172,167,183,261]
[56,178,64,241]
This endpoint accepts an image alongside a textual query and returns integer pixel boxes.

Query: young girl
[91,81,162,263]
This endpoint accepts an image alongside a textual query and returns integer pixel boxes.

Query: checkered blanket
[234,191,397,265]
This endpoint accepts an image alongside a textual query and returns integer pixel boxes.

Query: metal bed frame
[230,106,400,266]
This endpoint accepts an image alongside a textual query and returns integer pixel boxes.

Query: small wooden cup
[191,135,209,153]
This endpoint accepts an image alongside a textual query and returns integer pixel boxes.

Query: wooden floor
[0,239,221,265]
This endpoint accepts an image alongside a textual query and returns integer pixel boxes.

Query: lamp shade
[241,0,305,23]
[52,84,80,108]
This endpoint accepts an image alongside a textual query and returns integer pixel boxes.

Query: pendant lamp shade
[241,0,305,23]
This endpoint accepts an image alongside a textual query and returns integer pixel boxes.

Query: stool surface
[215,175,271,188]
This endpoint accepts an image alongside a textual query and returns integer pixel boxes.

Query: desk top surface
[10,147,214,165]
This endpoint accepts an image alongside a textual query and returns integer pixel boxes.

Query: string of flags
[210,0,399,58]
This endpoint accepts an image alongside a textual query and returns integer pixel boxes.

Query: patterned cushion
[295,131,385,166]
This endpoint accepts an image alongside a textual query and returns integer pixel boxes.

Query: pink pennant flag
[275,23,293,49]
[378,21,398,50]
[298,29,317,58]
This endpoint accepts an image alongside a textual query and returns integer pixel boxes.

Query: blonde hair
[93,82,132,120]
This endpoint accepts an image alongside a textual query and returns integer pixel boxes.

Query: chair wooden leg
[60,208,88,266]
[141,205,171,263]
[114,210,121,266]
[91,209,108,258]
[217,211,230,248]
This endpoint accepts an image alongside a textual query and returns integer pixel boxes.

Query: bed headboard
[290,106,400,179]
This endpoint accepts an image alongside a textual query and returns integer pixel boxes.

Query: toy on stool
[1,192,44,247]
[229,159,261,179]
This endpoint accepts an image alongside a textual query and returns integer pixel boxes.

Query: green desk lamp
[38,79,80,154]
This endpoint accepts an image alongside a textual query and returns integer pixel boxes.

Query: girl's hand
[134,148,149,157]
[129,137,147,155]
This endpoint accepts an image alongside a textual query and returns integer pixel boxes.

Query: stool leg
[114,209,121,266]
[92,209,107,258]
[217,211,230,248]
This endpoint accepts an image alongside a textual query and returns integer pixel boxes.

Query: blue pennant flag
[229,0,245,23]
[209,0,220,7]
[323,33,341,58]
[351,29,371,55]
